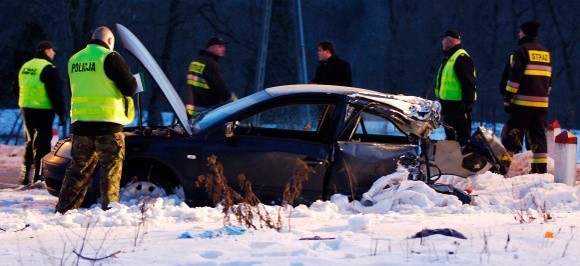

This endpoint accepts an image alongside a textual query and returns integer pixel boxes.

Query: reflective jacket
[503,37,552,109]
[18,58,53,109]
[187,50,232,108]
[435,48,477,102]
[69,44,134,125]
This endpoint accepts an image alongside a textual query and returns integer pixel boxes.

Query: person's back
[500,21,552,174]
[15,41,66,185]
[56,26,136,214]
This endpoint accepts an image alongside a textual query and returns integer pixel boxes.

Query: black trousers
[440,100,471,146]
[21,107,55,177]
[501,106,548,173]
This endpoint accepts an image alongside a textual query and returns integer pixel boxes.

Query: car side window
[235,103,334,142]
[351,110,409,143]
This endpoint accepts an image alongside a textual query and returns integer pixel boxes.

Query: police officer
[185,37,236,117]
[500,21,552,174]
[56,26,136,213]
[434,30,477,146]
[14,41,66,185]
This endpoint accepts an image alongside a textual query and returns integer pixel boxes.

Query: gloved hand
[58,114,68,126]
[503,101,512,113]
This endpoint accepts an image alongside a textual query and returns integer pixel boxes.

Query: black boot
[18,164,35,185]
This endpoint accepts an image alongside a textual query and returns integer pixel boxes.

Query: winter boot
[18,164,35,185]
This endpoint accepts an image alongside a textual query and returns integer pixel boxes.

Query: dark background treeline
[1,0,578,128]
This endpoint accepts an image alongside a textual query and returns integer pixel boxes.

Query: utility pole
[254,0,273,92]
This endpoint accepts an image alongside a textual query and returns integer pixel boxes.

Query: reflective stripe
[526,64,552,71]
[512,99,548,107]
[187,75,209,89]
[514,95,548,102]
[506,85,518,93]
[524,69,552,77]
[532,153,548,163]
[506,80,519,93]
[531,157,548,163]
[506,80,520,88]
[513,94,549,108]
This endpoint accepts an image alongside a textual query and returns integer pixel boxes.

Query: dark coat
[312,55,352,87]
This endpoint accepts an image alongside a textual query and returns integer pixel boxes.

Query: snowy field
[0,144,579,265]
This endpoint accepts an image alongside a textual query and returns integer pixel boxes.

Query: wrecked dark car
[42,83,443,206]
[42,24,494,207]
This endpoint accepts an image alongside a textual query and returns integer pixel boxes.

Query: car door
[200,96,339,205]
[329,103,420,199]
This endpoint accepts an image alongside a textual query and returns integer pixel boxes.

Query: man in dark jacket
[500,21,552,174]
[186,37,236,117]
[56,26,137,213]
[434,30,477,146]
[312,41,352,87]
[14,41,67,185]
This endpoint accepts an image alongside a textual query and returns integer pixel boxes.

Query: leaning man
[56,26,136,213]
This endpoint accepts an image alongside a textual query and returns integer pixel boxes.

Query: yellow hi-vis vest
[68,44,134,125]
[435,49,477,101]
[18,58,53,109]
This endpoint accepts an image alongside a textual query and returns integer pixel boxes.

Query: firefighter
[434,30,477,146]
[500,21,552,174]
[14,41,67,185]
[55,26,136,214]
[185,37,236,117]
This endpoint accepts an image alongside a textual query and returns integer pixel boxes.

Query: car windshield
[191,90,271,134]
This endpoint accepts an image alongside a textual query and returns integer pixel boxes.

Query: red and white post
[546,120,561,160]
[554,131,577,186]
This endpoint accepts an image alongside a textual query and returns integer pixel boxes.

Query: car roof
[265,84,430,111]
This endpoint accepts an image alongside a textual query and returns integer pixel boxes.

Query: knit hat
[519,21,540,38]
[441,30,461,39]
[36,41,57,51]
[206,37,228,47]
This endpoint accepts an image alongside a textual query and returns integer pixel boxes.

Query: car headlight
[54,140,72,159]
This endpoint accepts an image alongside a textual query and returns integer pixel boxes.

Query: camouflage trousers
[55,133,125,214]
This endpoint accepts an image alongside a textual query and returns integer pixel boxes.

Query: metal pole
[296,0,308,84]
[254,0,272,93]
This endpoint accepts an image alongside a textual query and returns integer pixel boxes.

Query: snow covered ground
[0,144,579,265]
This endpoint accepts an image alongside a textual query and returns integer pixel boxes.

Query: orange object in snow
[545,231,554,238]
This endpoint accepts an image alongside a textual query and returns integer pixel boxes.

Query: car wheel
[120,160,184,203]
[120,181,185,203]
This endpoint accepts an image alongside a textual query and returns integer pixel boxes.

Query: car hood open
[116,23,192,135]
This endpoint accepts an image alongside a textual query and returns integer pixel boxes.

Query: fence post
[554,131,577,186]
[546,120,561,159]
